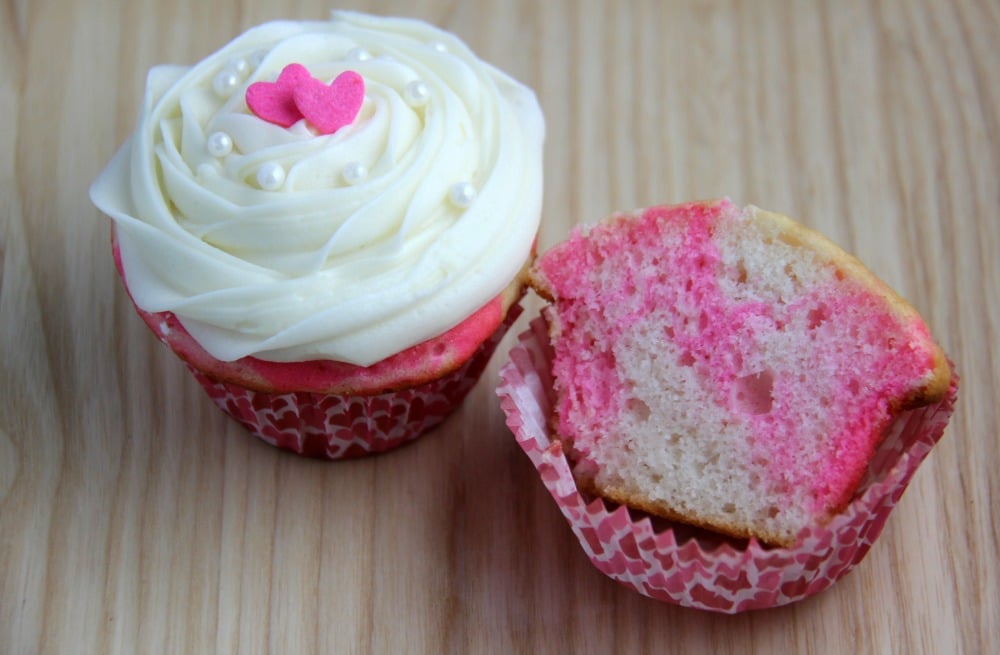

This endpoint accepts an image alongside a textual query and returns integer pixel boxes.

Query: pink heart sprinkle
[245,63,311,128]
[293,70,365,135]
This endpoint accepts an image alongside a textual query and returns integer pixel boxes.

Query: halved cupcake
[499,199,956,610]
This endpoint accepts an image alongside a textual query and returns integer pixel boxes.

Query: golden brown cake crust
[747,206,951,406]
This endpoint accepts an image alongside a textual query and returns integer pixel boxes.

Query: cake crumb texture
[531,199,950,546]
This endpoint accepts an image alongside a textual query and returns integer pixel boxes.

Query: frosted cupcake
[91,11,545,458]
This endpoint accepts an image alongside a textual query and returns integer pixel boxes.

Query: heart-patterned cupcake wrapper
[497,317,958,613]
[187,303,523,459]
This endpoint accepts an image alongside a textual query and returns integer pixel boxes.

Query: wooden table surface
[2,1,997,653]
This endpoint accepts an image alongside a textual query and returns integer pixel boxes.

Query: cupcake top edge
[90,11,545,367]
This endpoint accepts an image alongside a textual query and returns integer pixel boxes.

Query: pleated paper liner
[497,317,958,613]
[133,302,519,460]
[188,303,522,458]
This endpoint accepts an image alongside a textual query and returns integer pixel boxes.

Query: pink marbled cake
[530,199,951,546]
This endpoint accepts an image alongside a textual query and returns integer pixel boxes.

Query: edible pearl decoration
[346,47,372,62]
[342,161,368,185]
[448,182,476,208]
[206,131,233,157]
[212,68,241,97]
[256,162,286,191]
[228,57,249,75]
[403,80,430,107]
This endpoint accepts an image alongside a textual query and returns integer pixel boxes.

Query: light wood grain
[1,0,997,653]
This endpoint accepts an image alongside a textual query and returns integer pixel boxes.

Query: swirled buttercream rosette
[90,11,543,367]
[497,318,958,612]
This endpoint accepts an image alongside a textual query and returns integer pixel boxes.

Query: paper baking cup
[180,303,523,459]
[497,317,958,613]
[112,227,522,459]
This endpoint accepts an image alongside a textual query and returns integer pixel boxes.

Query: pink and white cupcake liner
[497,317,958,613]
[185,303,523,459]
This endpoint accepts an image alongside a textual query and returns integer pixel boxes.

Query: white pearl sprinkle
[342,161,368,185]
[403,80,430,107]
[449,182,476,209]
[249,49,269,68]
[256,162,286,191]
[228,57,249,76]
[212,68,241,97]
[346,47,372,62]
[206,131,233,157]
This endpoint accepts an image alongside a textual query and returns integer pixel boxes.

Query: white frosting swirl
[90,11,544,366]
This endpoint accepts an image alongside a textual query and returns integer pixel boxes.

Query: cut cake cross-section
[529,199,951,547]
